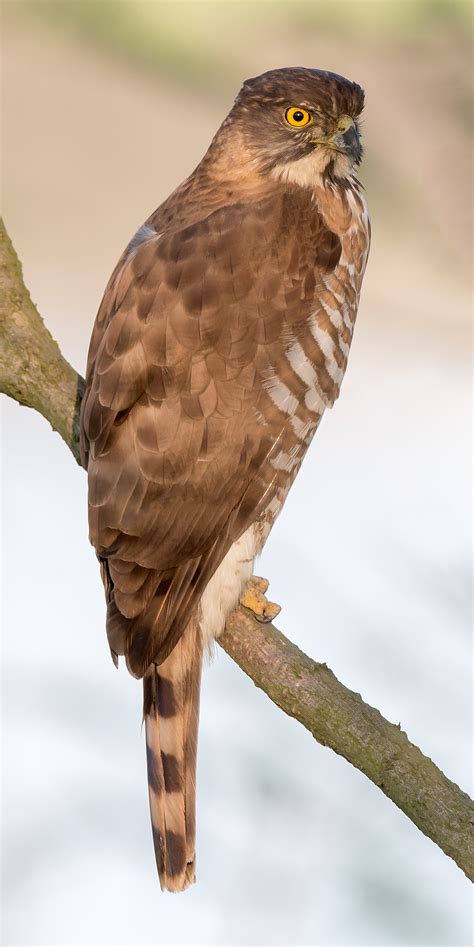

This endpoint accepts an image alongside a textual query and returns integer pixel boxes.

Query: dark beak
[339,124,362,163]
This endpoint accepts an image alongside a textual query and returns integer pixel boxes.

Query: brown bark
[0,219,84,463]
[1,216,472,882]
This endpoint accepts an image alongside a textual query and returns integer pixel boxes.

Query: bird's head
[225,67,365,187]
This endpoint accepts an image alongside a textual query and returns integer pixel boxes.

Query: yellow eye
[285,106,313,128]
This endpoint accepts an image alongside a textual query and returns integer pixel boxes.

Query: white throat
[272,149,353,190]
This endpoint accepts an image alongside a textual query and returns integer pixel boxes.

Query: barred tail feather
[143,618,202,892]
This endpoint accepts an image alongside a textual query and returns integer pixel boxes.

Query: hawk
[80,67,370,892]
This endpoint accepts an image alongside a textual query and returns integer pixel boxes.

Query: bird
[80,66,370,892]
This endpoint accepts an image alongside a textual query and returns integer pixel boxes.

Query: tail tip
[153,825,197,893]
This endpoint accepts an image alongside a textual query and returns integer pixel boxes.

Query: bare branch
[220,612,473,881]
[0,219,84,462]
[1,216,472,881]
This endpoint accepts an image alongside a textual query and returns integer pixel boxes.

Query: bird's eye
[285,107,313,128]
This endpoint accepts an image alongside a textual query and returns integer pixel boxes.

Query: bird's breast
[250,184,370,534]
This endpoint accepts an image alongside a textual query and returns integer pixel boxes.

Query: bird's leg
[240,575,281,623]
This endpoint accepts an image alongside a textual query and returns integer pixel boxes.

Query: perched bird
[80,66,370,892]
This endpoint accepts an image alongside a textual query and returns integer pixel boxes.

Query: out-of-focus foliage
[22,0,473,97]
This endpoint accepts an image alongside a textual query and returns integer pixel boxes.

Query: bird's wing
[81,192,342,676]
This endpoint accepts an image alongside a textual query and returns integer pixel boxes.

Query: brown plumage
[143,618,202,890]
[80,66,370,891]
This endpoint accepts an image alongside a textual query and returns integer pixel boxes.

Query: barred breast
[257,180,370,532]
[200,180,370,644]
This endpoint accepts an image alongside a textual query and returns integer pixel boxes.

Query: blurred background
[2,1,472,945]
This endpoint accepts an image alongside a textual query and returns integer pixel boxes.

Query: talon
[240,576,281,623]
[255,601,281,623]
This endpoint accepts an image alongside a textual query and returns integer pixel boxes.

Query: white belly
[198,524,260,645]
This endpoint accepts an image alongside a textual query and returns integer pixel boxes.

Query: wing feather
[81,187,356,675]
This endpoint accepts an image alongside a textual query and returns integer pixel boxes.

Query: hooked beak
[312,115,362,164]
[329,115,362,163]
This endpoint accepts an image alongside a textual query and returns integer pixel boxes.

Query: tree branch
[1,216,472,882]
[0,219,84,463]
[221,613,473,881]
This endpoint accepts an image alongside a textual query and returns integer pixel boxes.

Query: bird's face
[229,67,365,186]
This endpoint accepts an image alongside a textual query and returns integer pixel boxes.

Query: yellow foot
[240,576,281,623]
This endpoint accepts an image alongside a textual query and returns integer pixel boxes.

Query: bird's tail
[143,617,203,892]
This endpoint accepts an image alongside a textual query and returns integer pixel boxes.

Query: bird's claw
[240,575,281,623]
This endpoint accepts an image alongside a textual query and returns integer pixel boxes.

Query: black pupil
[293,111,305,122]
